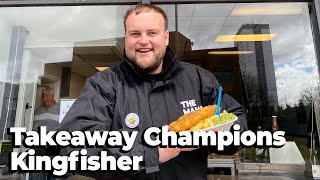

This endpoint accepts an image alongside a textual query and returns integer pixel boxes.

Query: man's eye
[131,33,139,36]
[149,32,157,35]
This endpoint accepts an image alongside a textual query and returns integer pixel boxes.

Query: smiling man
[59,4,247,180]
[33,87,60,132]
[124,5,168,74]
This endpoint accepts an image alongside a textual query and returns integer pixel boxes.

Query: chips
[189,111,237,132]
[188,115,218,132]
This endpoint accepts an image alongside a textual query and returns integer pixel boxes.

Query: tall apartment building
[235,24,278,114]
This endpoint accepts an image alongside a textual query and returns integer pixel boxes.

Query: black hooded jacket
[58,47,247,179]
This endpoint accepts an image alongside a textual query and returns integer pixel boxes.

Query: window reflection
[0,2,319,178]
[177,2,320,164]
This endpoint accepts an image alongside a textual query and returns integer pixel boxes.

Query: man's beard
[127,49,166,74]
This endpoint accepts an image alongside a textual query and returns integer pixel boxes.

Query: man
[59,4,247,179]
[33,86,60,132]
[31,87,61,180]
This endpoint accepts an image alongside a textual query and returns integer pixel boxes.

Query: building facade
[0,0,320,178]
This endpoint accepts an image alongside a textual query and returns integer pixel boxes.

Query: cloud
[0,6,122,43]
[275,60,319,107]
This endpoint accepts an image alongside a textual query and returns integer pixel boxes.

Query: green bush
[0,142,13,155]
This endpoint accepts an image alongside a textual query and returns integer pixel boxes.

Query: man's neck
[147,61,163,75]
[44,102,55,110]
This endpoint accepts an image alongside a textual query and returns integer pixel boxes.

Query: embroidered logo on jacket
[180,99,202,114]
[125,113,140,128]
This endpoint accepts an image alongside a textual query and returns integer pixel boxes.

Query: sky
[174,3,320,107]
[0,3,319,107]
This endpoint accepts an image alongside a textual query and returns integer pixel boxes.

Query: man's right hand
[158,125,182,163]
[158,147,181,163]
[158,125,198,163]
[158,147,198,163]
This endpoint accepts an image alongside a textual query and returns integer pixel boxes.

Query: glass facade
[175,3,320,177]
[0,1,319,179]
[0,5,134,138]
[176,2,319,140]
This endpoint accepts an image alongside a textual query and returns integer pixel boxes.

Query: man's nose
[139,34,149,44]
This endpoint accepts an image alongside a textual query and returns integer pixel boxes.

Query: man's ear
[166,30,169,46]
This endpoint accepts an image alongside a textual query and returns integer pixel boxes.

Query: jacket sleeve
[199,69,248,155]
[58,72,159,177]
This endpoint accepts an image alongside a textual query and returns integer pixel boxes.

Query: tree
[300,87,314,106]
[241,71,268,106]
[296,99,307,124]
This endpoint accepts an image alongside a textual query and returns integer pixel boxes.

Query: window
[0,5,175,168]
[177,2,319,173]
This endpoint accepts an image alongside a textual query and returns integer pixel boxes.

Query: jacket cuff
[144,146,160,174]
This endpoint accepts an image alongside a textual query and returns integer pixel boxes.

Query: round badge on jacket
[125,113,139,128]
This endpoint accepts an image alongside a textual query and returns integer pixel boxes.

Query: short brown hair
[124,4,168,31]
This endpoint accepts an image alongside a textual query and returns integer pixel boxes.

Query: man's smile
[136,48,153,53]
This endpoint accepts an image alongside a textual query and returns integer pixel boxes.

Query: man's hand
[158,125,198,163]
[180,148,198,151]
[158,126,181,163]
[158,147,181,163]
[158,147,198,163]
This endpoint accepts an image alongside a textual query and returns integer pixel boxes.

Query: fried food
[189,111,237,132]
[188,115,218,132]
[169,105,216,132]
